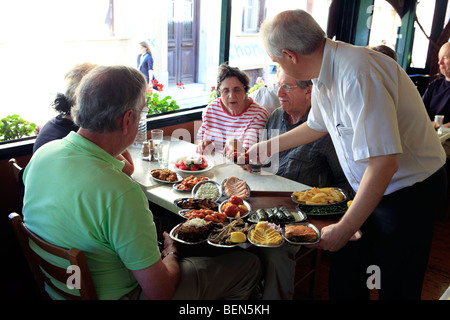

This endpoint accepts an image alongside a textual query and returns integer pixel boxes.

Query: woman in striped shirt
[196,63,270,155]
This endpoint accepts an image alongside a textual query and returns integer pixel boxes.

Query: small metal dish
[150,169,182,184]
[247,224,284,248]
[247,207,306,224]
[173,176,209,192]
[169,222,208,245]
[297,202,348,217]
[173,182,192,192]
[192,180,222,202]
[218,199,252,220]
[282,222,321,245]
[173,198,219,211]
[291,187,348,206]
[177,209,190,219]
[221,177,251,199]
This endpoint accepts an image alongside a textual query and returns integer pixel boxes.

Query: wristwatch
[162,251,177,259]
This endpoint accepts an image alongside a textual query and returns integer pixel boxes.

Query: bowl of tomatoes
[174,155,212,172]
[219,196,251,220]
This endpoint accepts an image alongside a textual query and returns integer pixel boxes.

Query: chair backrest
[8,213,98,300]
[8,158,22,182]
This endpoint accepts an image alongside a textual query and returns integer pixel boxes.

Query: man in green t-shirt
[23,65,261,300]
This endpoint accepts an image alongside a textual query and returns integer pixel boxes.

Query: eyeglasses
[219,86,245,96]
[278,83,299,92]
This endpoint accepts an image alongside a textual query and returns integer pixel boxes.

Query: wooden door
[168,0,198,85]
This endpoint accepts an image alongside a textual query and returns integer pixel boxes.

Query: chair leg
[294,247,322,299]
[309,248,322,298]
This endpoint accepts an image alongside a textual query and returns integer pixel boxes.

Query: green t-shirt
[23,132,160,299]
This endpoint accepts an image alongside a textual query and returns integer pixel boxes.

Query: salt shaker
[141,141,150,160]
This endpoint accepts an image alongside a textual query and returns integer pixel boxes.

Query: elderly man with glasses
[263,68,350,192]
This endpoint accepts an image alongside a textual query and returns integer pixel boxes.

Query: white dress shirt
[308,38,445,194]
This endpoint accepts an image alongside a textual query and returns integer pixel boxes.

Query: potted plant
[0,114,38,142]
[145,79,182,115]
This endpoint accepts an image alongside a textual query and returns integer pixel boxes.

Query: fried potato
[293,187,344,205]
[249,222,283,246]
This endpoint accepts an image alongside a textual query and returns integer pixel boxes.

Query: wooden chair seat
[8,213,97,300]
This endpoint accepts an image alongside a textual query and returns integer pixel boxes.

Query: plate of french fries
[291,187,348,206]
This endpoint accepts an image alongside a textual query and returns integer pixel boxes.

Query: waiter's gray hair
[260,9,326,58]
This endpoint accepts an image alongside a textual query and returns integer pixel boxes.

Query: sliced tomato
[199,157,208,168]
[190,164,198,171]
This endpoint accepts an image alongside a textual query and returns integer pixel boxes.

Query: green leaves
[0,114,38,142]
[145,92,180,115]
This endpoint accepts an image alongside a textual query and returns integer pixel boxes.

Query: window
[229,0,331,87]
[367,0,401,50]
[410,0,436,69]
[0,0,222,130]
[0,0,118,128]
[242,0,265,33]
[0,0,333,135]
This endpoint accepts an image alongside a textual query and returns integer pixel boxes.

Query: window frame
[241,0,266,34]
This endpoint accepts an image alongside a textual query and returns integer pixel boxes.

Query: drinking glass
[434,115,444,126]
[249,159,262,174]
[151,129,163,160]
[158,141,170,168]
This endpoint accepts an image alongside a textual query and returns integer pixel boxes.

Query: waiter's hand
[247,140,271,164]
[318,221,362,251]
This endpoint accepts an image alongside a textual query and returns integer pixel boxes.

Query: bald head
[438,42,450,80]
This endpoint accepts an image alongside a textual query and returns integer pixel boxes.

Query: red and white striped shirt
[196,98,270,153]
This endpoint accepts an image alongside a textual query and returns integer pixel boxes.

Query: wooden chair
[8,213,98,300]
[8,158,22,182]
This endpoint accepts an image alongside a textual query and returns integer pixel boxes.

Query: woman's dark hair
[52,93,72,115]
[216,63,250,95]
[139,41,153,56]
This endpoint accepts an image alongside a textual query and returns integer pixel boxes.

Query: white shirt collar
[316,38,338,92]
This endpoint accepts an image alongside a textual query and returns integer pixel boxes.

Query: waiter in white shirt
[249,9,447,300]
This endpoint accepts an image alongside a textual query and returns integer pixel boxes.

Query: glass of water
[151,129,163,160]
[158,141,170,168]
